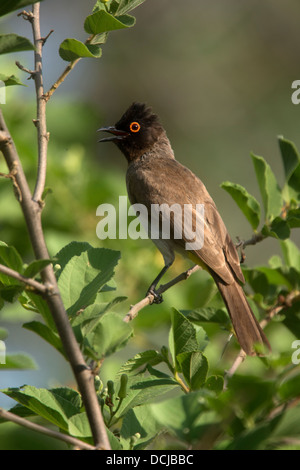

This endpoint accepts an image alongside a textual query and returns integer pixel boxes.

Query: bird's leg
[146,262,172,304]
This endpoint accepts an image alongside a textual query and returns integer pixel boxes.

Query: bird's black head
[98,102,164,162]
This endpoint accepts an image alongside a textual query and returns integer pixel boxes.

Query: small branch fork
[0,4,110,450]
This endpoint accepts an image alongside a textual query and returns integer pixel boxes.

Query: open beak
[97,126,129,142]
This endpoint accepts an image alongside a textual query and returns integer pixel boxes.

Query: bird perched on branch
[98,102,270,356]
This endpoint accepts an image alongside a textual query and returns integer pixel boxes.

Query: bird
[98,102,271,356]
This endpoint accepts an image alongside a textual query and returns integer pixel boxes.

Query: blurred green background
[0,0,300,448]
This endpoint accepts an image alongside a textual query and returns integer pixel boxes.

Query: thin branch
[17,9,34,22]
[224,350,247,386]
[31,3,49,203]
[123,264,201,323]
[15,61,36,79]
[44,58,81,102]
[240,232,265,248]
[0,162,22,201]
[0,408,96,450]
[0,263,50,294]
[41,29,54,46]
[236,232,265,263]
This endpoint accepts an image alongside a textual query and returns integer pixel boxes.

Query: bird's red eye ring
[130,121,141,133]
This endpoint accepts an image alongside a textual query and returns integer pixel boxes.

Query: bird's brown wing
[126,156,244,285]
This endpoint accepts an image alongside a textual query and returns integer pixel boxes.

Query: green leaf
[204,375,224,394]
[117,350,163,377]
[67,412,123,445]
[0,404,36,424]
[0,0,44,17]
[0,386,81,431]
[261,217,290,240]
[0,34,34,54]
[282,301,300,338]
[0,353,36,369]
[120,404,160,450]
[0,241,23,285]
[270,406,300,446]
[59,38,102,62]
[55,241,91,273]
[23,259,53,278]
[84,10,135,34]
[0,285,24,303]
[278,136,300,202]
[150,391,209,443]
[278,371,300,401]
[92,1,109,13]
[116,0,146,15]
[25,291,57,330]
[71,296,126,342]
[56,243,120,317]
[84,312,132,359]
[23,321,65,358]
[221,181,261,230]
[278,136,300,182]
[176,351,208,390]
[0,73,25,86]
[184,307,230,326]
[67,412,92,439]
[287,208,300,228]
[253,266,292,289]
[89,32,109,45]
[280,239,300,272]
[169,308,207,370]
[251,153,283,221]
[225,413,283,450]
[113,374,178,420]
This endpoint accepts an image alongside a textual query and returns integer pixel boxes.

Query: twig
[241,232,265,248]
[17,10,34,22]
[15,61,36,79]
[31,3,48,203]
[0,407,97,450]
[44,58,81,102]
[0,162,22,201]
[224,350,247,387]
[123,264,201,323]
[41,29,54,46]
[0,263,50,294]
[236,232,265,263]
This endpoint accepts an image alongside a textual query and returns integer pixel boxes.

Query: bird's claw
[147,288,163,304]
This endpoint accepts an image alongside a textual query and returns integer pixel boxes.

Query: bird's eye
[130,121,141,133]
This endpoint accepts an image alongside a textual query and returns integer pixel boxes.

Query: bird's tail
[212,275,271,355]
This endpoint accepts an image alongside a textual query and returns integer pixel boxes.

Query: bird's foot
[147,287,163,304]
